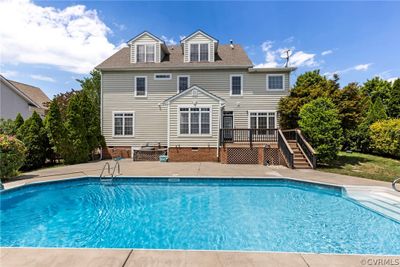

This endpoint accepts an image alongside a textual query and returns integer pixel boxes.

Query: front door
[222,111,234,142]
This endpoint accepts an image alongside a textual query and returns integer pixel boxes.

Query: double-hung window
[266,74,284,90]
[135,76,147,97]
[179,107,211,135]
[230,75,243,96]
[190,43,209,62]
[113,112,134,136]
[249,111,276,135]
[136,44,155,63]
[177,76,190,93]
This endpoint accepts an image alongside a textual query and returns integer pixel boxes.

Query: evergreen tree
[388,79,400,118]
[14,113,24,129]
[365,97,388,124]
[64,94,89,164]
[17,111,49,170]
[361,77,391,109]
[45,99,69,157]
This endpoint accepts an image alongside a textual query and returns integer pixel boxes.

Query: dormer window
[190,43,209,62]
[136,44,155,63]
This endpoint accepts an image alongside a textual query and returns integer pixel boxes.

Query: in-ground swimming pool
[1,177,399,254]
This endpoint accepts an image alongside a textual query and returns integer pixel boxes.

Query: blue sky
[0,1,399,98]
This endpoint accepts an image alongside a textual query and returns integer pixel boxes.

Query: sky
[0,0,399,98]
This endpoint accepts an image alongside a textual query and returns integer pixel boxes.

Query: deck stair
[288,141,312,169]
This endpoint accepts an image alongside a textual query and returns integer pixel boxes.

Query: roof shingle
[9,80,50,109]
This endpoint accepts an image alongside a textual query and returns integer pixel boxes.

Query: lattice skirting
[133,150,166,161]
[264,147,287,167]
[226,147,259,164]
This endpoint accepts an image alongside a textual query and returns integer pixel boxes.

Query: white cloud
[0,0,119,74]
[388,77,399,83]
[283,36,294,43]
[0,70,18,78]
[179,35,186,41]
[161,35,177,45]
[321,50,333,56]
[324,63,372,78]
[354,63,372,71]
[30,74,56,82]
[255,41,317,68]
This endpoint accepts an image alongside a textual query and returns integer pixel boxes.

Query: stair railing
[295,129,317,169]
[278,129,294,168]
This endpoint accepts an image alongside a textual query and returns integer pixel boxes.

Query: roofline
[96,65,253,71]
[0,75,40,107]
[127,31,165,44]
[248,67,297,73]
[180,29,219,43]
[163,85,225,104]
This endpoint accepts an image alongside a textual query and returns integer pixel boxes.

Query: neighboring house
[0,75,50,119]
[97,30,315,168]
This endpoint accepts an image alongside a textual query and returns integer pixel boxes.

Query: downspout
[100,71,103,161]
[167,102,170,149]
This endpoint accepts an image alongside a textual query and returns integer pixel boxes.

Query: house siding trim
[176,104,213,137]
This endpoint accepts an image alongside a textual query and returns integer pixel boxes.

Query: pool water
[1,178,399,254]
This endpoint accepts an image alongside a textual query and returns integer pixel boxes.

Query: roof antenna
[281,49,292,67]
[230,39,234,49]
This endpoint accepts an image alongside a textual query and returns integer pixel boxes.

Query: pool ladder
[393,177,400,192]
[100,160,121,183]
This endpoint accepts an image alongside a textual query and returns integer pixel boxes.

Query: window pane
[146,44,155,62]
[180,112,189,134]
[201,112,210,134]
[258,116,267,129]
[136,45,145,63]
[190,112,199,134]
[136,77,146,96]
[114,117,123,135]
[250,117,257,128]
[124,117,133,135]
[231,76,242,95]
[190,44,199,61]
[200,43,208,61]
[268,76,283,90]
[179,77,189,92]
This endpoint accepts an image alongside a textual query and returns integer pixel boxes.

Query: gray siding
[0,80,32,119]
[102,69,289,148]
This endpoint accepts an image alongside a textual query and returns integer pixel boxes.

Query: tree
[0,119,16,135]
[299,98,343,164]
[365,97,387,124]
[14,113,24,129]
[63,94,89,164]
[45,99,69,157]
[369,119,400,157]
[50,89,78,120]
[17,111,49,170]
[387,79,400,118]
[361,77,391,109]
[278,70,340,129]
[0,134,26,179]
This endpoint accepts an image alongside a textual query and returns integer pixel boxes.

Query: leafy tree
[365,97,387,124]
[63,94,89,164]
[0,134,26,179]
[361,77,391,108]
[278,70,340,129]
[0,119,16,135]
[45,99,69,158]
[369,119,400,157]
[299,98,343,164]
[387,79,400,118]
[50,89,78,120]
[17,111,49,170]
[14,113,24,129]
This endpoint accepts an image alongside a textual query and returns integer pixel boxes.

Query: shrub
[299,97,343,164]
[369,119,400,157]
[0,134,26,179]
[0,119,16,135]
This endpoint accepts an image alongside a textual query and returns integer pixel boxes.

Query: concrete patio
[1,160,399,267]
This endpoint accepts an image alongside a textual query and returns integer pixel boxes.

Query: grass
[319,152,400,182]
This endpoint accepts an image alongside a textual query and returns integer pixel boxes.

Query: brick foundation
[168,147,218,162]
[102,146,131,159]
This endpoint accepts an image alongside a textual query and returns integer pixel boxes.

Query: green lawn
[319,152,400,182]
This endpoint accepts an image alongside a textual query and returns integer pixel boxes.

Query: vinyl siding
[102,69,289,147]
[0,80,32,119]
[130,34,161,63]
[183,32,216,63]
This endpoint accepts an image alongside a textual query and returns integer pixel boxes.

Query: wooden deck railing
[282,129,317,169]
[220,128,278,147]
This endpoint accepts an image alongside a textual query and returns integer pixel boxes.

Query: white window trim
[134,76,147,97]
[188,42,210,62]
[266,74,285,91]
[154,73,172,80]
[176,75,191,93]
[230,74,243,96]
[135,43,155,63]
[247,110,277,129]
[112,111,135,137]
[177,105,212,137]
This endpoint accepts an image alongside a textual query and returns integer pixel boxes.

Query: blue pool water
[1,178,399,254]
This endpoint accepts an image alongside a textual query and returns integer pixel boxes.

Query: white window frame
[154,73,172,80]
[189,42,210,62]
[134,76,147,97]
[177,75,191,93]
[135,43,155,63]
[177,105,212,137]
[230,74,243,96]
[112,111,135,137]
[248,110,277,129]
[266,74,285,91]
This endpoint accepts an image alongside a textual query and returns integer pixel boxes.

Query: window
[249,111,276,134]
[113,112,134,136]
[136,44,155,63]
[154,73,171,80]
[179,107,211,135]
[177,76,190,93]
[230,75,243,96]
[190,43,209,62]
[267,74,284,90]
[135,76,147,97]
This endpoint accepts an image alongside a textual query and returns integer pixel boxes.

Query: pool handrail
[393,177,400,192]
[111,160,121,177]
[100,162,111,178]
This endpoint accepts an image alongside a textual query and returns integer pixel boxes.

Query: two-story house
[96,30,315,168]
